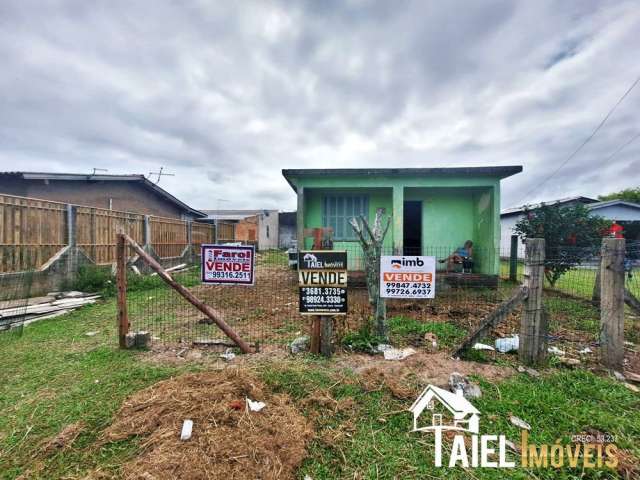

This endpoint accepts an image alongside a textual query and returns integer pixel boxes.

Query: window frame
[322,194,369,241]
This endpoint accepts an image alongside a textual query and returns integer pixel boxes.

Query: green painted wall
[290,174,502,274]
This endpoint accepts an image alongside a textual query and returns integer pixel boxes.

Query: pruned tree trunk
[349,208,391,339]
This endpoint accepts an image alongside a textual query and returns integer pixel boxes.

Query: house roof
[200,209,278,221]
[586,199,640,211]
[282,166,523,192]
[0,171,206,218]
[501,196,598,217]
[410,384,479,415]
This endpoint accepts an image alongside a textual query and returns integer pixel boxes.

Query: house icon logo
[409,384,480,434]
[303,253,319,267]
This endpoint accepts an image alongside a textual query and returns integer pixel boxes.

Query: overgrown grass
[1,295,638,479]
[263,363,640,479]
[64,264,201,298]
[0,302,187,479]
[387,316,466,347]
[341,317,467,353]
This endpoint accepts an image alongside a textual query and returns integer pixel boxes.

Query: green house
[282,167,522,275]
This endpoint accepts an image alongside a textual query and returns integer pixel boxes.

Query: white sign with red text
[380,255,436,298]
[201,244,255,285]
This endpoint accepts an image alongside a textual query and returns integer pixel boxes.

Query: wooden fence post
[120,233,253,353]
[600,237,625,371]
[116,233,129,348]
[509,234,519,282]
[519,238,547,365]
[320,315,333,357]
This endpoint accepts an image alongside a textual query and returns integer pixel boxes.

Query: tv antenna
[148,167,175,184]
[90,168,108,175]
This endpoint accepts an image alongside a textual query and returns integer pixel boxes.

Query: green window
[322,195,368,240]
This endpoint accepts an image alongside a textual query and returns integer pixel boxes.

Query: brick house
[0,172,206,219]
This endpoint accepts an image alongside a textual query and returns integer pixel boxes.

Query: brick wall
[0,178,187,219]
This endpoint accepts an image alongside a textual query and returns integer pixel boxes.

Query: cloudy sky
[1,0,639,211]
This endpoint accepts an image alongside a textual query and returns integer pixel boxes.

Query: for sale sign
[201,244,255,285]
[380,256,436,298]
[298,250,347,314]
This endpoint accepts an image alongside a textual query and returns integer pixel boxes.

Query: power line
[603,131,640,163]
[510,73,640,207]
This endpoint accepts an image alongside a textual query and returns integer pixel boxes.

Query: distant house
[501,196,640,257]
[200,209,279,250]
[278,211,297,248]
[282,166,523,275]
[0,172,206,220]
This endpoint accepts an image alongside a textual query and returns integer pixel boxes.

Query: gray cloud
[0,0,638,212]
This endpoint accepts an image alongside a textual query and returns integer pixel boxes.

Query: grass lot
[500,260,640,300]
[1,297,639,479]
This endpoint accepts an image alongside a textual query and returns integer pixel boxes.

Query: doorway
[403,201,422,255]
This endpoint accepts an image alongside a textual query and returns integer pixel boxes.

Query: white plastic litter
[613,371,626,382]
[219,349,236,361]
[509,415,531,430]
[495,335,519,353]
[246,398,266,412]
[547,346,565,356]
[473,343,495,351]
[578,347,592,354]
[383,347,416,360]
[180,419,193,440]
[376,344,393,353]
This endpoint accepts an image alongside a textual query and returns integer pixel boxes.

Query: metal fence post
[66,204,77,247]
[519,238,547,365]
[509,234,518,282]
[600,237,625,371]
[143,215,151,247]
[117,233,129,348]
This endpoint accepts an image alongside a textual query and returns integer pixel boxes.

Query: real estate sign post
[380,255,436,299]
[201,244,255,285]
[298,250,347,357]
[298,251,348,314]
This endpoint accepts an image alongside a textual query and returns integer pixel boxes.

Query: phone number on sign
[302,287,343,295]
[384,282,429,289]
[205,271,251,280]
[303,296,344,304]
[384,287,431,296]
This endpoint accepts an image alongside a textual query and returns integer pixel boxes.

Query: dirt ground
[129,262,523,351]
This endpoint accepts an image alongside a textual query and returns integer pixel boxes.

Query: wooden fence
[0,193,227,273]
[0,194,67,272]
[76,207,145,264]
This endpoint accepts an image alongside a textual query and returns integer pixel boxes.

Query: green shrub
[65,265,116,296]
[341,322,385,353]
[387,316,466,347]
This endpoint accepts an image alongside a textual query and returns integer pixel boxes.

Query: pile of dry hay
[101,369,313,480]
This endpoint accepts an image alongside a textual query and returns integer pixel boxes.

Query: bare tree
[349,208,391,339]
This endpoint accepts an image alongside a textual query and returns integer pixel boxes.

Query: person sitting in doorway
[439,240,474,273]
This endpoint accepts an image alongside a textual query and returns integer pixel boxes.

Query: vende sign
[201,244,255,285]
[380,256,436,299]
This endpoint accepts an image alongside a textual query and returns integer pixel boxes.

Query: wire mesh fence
[125,244,526,353]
